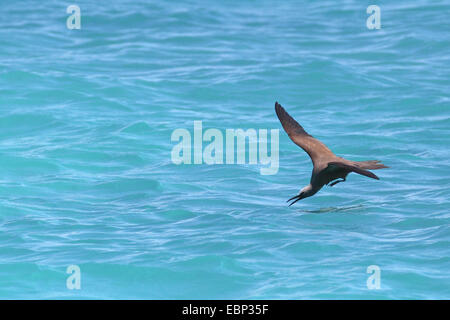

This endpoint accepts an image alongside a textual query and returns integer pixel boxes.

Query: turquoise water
[0,0,449,299]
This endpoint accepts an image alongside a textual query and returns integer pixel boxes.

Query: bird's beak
[287,192,304,207]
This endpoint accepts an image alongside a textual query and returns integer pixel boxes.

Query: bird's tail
[352,160,389,170]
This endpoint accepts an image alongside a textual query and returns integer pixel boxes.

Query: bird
[275,102,388,206]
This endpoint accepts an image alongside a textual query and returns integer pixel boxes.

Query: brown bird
[275,102,388,206]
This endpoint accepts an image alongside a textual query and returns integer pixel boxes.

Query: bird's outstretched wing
[327,161,379,180]
[275,102,335,165]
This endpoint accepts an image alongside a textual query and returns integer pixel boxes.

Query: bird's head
[287,185,314,206]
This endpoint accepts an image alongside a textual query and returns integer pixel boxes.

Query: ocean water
[0,0,449,299]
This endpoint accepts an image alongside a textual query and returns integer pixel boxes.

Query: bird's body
[275,102,388,206]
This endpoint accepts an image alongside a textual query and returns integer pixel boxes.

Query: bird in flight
[275,102,388,206]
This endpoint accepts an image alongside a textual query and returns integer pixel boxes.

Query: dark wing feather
[275,102,335,165]
[327,161,380,180]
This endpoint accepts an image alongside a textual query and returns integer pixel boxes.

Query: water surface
[0,0,449,299]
